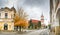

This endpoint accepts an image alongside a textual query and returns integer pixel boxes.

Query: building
[50,0,60,34]
[28,13,46,29]
[28,19,41,29]
[0,7,16,31]
[41,13,45,28]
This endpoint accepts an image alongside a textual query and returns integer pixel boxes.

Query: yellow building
[0,7,16,31]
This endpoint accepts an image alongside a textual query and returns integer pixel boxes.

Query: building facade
[0,7,16,31]
[50,0,60,34]
[41,13,45,28]
[28,19,41,29]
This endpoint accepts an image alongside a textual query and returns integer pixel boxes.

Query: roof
[11,6,16,13]
[32,20,39,23]
[0,7,11,11]
[0,7,16,13]
[31,19,41,24]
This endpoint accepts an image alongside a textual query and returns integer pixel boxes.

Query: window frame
[5,13,8,18]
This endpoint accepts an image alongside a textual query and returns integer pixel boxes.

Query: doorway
[4,23,8,30]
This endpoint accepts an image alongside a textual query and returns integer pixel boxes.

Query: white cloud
[23,6,42,20]
[4,0,18,8]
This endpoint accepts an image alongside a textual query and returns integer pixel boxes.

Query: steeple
[41,12,44,17]
[41,12,44,23]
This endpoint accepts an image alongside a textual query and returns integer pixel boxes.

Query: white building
[0,7,16,31]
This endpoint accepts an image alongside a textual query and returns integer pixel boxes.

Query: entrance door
[4,23,8,30]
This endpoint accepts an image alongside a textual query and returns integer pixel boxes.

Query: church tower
[41,13,44,24]
[41,13,45,28]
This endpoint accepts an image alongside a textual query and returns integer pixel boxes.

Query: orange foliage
[14,20,29,27]
[14,8,29,29]
[14,13,20,23]
[14,16,29,28]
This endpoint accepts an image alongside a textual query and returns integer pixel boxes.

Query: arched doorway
[4,23,8,30]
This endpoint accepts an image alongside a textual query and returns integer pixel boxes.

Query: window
[5,13,8,18]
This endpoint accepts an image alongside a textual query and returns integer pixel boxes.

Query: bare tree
[17,7,28,20]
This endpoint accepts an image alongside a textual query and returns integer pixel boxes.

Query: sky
[0,0,50,25]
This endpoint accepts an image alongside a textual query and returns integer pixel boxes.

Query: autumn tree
[14,7,29,31]
[38,21,41,29]
[28,19,33,29]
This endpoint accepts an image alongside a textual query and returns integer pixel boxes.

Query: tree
[48,24,51,29]
[28,19,34,29]
[38,21,41,29]
[14,7,29,31]
[18,7,28,20]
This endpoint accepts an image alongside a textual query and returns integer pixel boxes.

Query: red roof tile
[31,20,40,24]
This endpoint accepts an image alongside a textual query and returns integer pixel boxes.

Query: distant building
[28,19,41,29]
[0,7,16,31]
[28,13,46,29]
[41,13,45,28]
[41,13,44,24]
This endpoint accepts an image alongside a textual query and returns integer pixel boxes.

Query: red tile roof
[31,20,40,24]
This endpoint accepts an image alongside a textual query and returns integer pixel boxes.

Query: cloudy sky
[0,0,50,25]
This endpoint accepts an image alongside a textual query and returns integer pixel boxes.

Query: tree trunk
[19,26,22,32]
